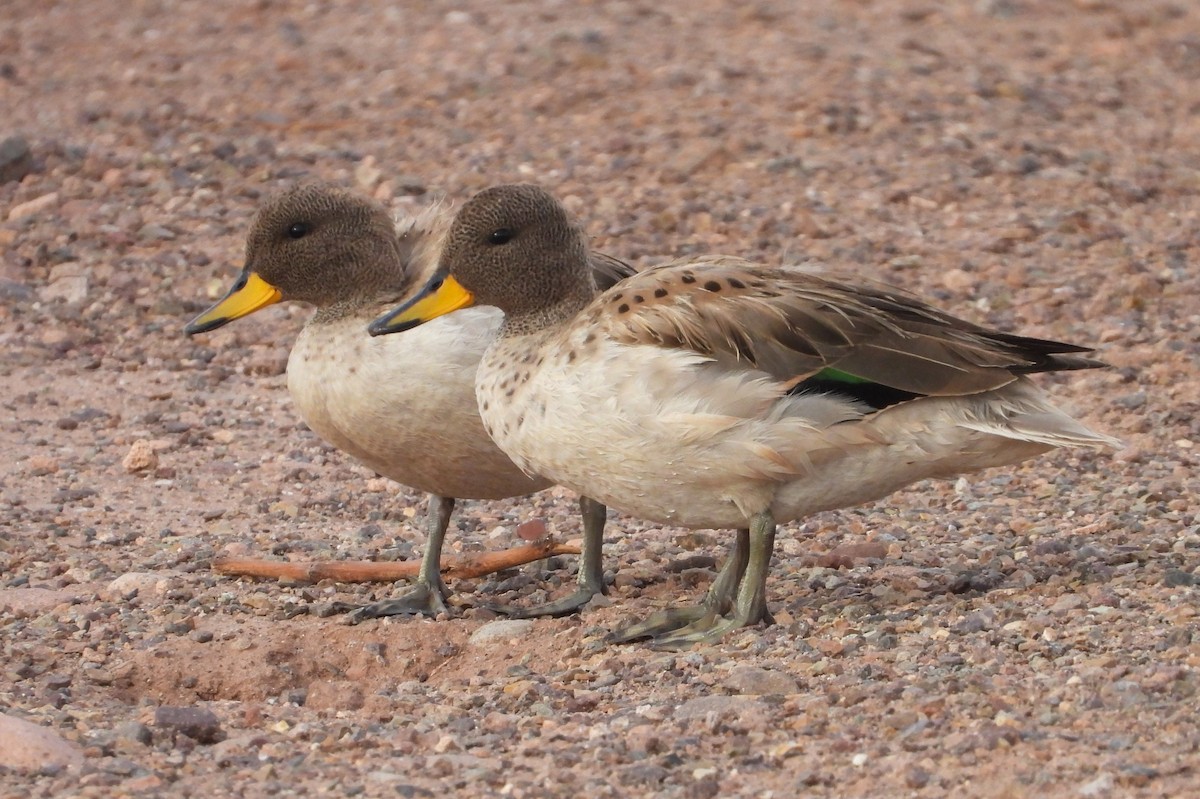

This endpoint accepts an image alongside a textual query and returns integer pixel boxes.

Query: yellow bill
[184,270,283,335]
[369,273,476,336]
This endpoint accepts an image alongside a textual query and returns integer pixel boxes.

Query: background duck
[185,183,632,620]
[370,183,1121,649]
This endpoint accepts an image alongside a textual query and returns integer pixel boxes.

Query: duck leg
[606,526,751,644]
[649,511,777,649]
[490,495,609,618]
[346,494,454,622]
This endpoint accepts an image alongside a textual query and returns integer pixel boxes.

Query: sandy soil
[2,0,1198,796]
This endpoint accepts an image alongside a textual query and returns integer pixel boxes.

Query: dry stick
[212,539,580,583]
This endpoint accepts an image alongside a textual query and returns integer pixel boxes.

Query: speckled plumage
[371,183,1121,646]
[474,253,1118,528]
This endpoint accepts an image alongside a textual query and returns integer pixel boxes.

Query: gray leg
[492,495,609,618]
[650,511,777,650]
[346,494,454,622]
[607,527,751,644]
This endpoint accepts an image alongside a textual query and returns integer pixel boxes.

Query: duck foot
[344,494,457,623]
[606,606,711,643]
[646,605,774,650]
[487,495,609,619]
[607,526,754,646]
[342,580,451,623]
[609,511,777,650]
[606,604,776,648]
[488,584,603,619]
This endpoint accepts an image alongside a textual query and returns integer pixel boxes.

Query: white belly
[477,333,1055,528]
[288,310,549,500]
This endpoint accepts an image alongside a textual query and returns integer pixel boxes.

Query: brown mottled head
[438,184,595,320]
[187,183,417,335]
[367,185,629,337]
[242,183,409,307]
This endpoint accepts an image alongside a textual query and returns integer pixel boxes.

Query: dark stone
[666,554,718,572]
[52,487,98,503]
[948,569,1005,594]
[0,279,35,302]
[620,763,669,786]
[1163,569,1196,587]
[153,705,224,744]
[0,135,34,183]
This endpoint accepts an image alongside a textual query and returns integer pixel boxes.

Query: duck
[184,183,634,620]
[368,183,1121,649]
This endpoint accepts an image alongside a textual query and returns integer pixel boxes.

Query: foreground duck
[185,184,633,619]
[369,183,1121,648]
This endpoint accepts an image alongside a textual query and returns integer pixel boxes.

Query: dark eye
[488,228,515,245]
[287,222,311,239]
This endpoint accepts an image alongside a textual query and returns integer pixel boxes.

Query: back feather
[594,256,1106,398]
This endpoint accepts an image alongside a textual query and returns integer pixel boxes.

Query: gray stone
[468,619,535,645]
[103,571,167,601]
[115,721,153,746]
[725,665,799,696]
[674,695,769,729]
[1077,772,1114,797]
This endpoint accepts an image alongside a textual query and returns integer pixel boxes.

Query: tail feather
[959,404,1122,450]
[1006,352,1110,374]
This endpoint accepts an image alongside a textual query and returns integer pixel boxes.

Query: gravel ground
[2,0,1198,796]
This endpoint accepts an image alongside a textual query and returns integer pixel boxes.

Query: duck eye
[488,228,515,245]
[287,222,311,239]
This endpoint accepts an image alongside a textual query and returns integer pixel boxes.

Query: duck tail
[958,381,1122,450]
[984,332,1110,374]
[962,409,1122,450]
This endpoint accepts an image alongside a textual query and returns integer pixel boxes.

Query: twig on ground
[211,539,580,583]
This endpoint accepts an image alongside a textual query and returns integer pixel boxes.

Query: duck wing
[593,256,1105,398]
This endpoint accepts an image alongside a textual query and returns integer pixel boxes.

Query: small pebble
[8,192,58,221]
[122,439,159,473]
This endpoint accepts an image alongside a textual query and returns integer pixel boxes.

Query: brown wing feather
[587,251,638,291]
[594,257,1106,397]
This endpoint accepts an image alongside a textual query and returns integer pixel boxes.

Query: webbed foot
[488,495,609,619]
[490,583,603,619]
[643,603,774,650]
[606,605,712,643]
[343,581,451,623]
[607,514,777,650]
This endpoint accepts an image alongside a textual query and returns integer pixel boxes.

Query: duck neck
[312,276,414,325]
[312,294,394,324]
[499,278,596,338]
